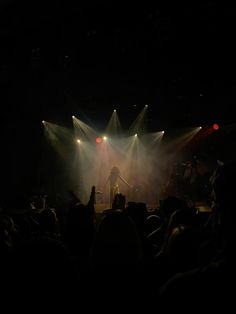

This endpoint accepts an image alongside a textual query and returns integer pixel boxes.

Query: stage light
[135,133,138,137]
[77,139,81,143]
[96,137,103,144]
[103,136,107,141]
[114,109,116,112]
[199,126,202,129]
[42,120,45,124]
[145,105,148,108]
[162,131,165,134]
[72,115,75,119]
[213,123,219,130]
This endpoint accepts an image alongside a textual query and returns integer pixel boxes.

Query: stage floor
[94,203,158,213]
[95,203,111,213]
[94,202,211,213]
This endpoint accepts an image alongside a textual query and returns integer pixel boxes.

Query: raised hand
[88,185,96,206]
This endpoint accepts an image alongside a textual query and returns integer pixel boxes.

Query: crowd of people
[0,159,235,311]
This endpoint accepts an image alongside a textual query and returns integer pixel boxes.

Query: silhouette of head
[110,166,120,176]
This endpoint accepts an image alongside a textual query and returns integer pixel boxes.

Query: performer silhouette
[105,166,131,207]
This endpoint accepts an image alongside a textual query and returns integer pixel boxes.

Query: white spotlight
[135,133,138,137]
[162,131,165,134]
[114,109,116,112]
[72,115,75,119]
[42,120,45,124]
[103,136,107,141]
[145,105,148,108]
[199,126,202,129]
[77,139,81,143]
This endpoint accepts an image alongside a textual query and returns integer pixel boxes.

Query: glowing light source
[42,120,45,124]
[145,105,148,108]
[72,115,75,119]
[96,137,103,144]
[77,139,81,143]
[213,123,219,130]
[114,109,116,112]
[162,131,165,134]
[103,136,107,141]
[135,133,138,137]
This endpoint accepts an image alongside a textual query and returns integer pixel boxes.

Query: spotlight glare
[42,120,45,124]
[77,139,81,143]
[162,131,165,134]
[199,126,202,129]
[72,115,75,119]
[145,105,148,108]
[114,109,116,112]
[103,136,107,141]
[135,133,138,137]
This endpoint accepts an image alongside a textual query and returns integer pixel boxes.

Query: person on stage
[105,166,131,207]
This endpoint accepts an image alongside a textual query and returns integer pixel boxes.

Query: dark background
[0,1,235,197]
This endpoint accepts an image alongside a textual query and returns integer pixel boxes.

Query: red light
[213,124,219,130]
[96,137,103,144]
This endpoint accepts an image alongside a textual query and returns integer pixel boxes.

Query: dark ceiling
[1,1,236,129]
